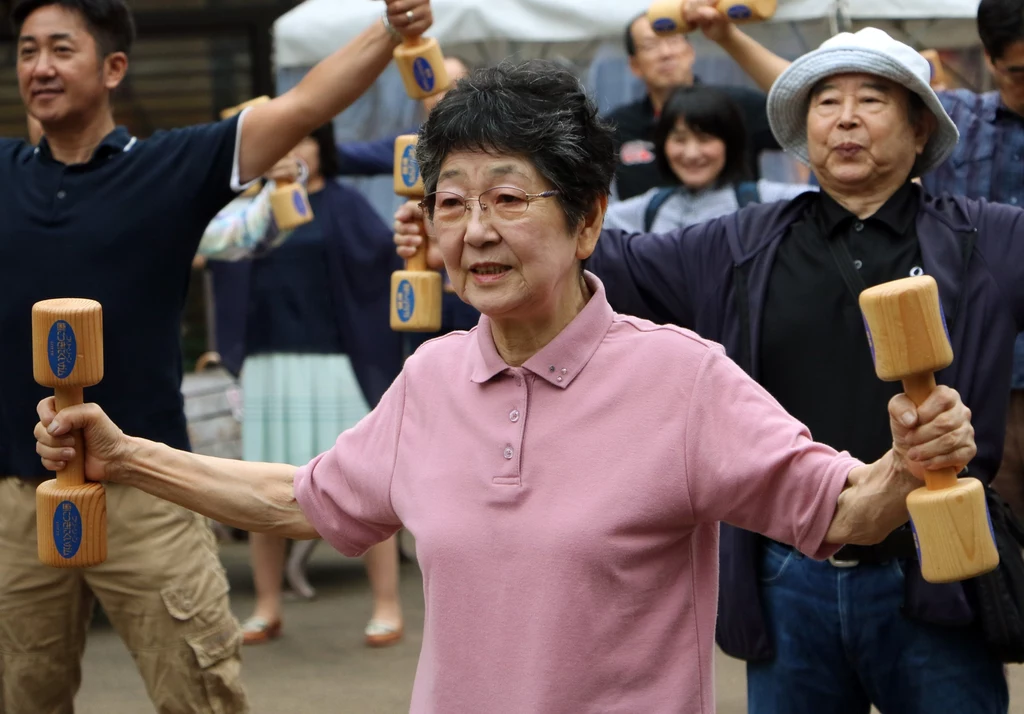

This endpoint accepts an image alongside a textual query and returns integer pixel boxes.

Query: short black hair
[977,0,1024,61]
[12,0,135,57]
[624,12,646,57]
[654,85,753,188]
[309,122,340,180]
[416,60,617,231]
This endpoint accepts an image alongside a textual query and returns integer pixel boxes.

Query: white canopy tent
[274,0,837,70]
[842,0,985,50]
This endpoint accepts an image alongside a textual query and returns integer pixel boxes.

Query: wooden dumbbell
[269,177,314,231]
[859,276,999,583]
[391,135,441,332]
[394,34,451,100]
[648,0,777,35]
[31,298,106,568]
[920,50,948,90]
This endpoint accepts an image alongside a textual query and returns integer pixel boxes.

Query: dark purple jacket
[587,188,1024,660]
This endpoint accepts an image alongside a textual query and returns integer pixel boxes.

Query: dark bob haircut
[653,85,753,189]
[12,0,135,57]
[416,60,617,231]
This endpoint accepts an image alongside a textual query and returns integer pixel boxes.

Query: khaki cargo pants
[0,477,249,714]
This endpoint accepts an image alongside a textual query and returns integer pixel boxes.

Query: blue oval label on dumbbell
[651,18,677,33]
[396,279,415,322]
[47,320,77,380]
[862,315,876,365]
[413,57,435,93]
[53,500,82,559]
[401,145,421,188]
[727,5,753,19]
[938,298,951,343]
[292,190,308,216]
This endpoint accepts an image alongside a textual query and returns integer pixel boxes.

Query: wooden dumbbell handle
[901,373,961,491]
[407,215,429,272]
[54,386,86,489]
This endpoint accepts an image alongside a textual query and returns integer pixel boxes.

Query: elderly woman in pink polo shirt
[35,61,975,714]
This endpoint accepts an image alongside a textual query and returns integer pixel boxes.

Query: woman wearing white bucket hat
[581,3,1022,714]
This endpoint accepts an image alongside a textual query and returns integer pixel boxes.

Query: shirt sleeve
[198,181,292,260]
[152,112,251,258]
[977,201,1024,332]
[587,215,734,328]
[337,134,400,176]
[683,346,858,559]
[293,370,406,557]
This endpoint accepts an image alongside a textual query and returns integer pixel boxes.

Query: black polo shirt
[0,117,243,478]
[604,84,779,201]
[760,182,923,464]
[760,183,924,558]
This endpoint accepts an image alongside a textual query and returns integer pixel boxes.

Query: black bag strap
[825,234,867,302]
[643,186,679,232]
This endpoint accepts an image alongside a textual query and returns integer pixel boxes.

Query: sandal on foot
[241,616,282,645]
[364,619,403,648]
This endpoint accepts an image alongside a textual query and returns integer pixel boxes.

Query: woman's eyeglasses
[420,187,559,227]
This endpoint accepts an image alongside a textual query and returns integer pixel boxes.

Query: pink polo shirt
[294,273,858,714]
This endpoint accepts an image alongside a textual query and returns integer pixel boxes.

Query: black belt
[829,527,918,564]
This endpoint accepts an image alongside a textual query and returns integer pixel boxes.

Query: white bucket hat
[766,27,959,177]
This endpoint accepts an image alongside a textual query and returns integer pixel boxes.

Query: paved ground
[75,539,1024,714]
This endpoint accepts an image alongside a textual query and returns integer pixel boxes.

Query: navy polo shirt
[0,116,244,478]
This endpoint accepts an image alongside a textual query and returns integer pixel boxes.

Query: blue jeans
[746,541,1008,714]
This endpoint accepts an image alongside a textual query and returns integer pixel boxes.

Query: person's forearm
[717,25,791,93]
[115,437,319,540]
[239,21,398,182]
[824,451,920,545]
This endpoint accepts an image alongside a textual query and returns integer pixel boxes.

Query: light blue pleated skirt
[240,353,370,464]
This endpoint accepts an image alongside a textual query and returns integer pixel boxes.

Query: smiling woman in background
[603,85,813,233]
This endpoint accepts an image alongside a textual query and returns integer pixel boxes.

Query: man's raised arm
[237,0,431,183]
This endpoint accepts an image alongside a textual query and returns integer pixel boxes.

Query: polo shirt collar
[33,126,135,164]
[817,181,919,237]
[470,271,614,389]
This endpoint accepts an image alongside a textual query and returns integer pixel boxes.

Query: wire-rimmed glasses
[419,186,559,228]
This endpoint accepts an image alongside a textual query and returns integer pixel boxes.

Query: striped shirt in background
[924,89,1024,389]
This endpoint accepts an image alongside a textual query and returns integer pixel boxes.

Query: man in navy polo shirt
[0,0,434,711]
